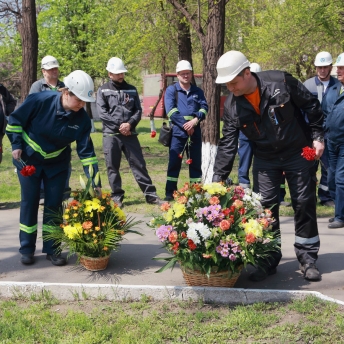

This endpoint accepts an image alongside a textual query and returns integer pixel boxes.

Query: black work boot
[299,263,321,281]
[46,254,67,266]
[249,266,277,282]
[21,254,35,265]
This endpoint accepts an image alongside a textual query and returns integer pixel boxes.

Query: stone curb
[1,282,344,306]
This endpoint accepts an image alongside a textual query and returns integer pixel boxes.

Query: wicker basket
[181,266,243,288]
[79,255,110,272]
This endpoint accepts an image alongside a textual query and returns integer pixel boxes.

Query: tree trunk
[17,0,38,102]
[201,0,226,183]
[176,0,196,84]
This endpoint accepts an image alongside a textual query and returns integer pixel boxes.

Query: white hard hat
[106,57,127,74]
[314,51,333,66]
[41,55,59,70]
[250,62,262,73]
[176,60,193,73]
[64,70,95,102]
[334,53,344,67]
[216,50,250,84]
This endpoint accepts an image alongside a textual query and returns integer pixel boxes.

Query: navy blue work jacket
[6,92,100,181]
[164,82,208,138]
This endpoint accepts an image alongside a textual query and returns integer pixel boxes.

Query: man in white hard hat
[322,53,344,229]
[213,50,324,282]
[163,60,208,200]
[97,57,164,208]
[30,55,65,93]
[303,51,339,209]
[29,55,69,203]
[7,70,100,266]
[237,62,261,190]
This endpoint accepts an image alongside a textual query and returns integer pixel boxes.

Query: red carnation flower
[150,131,156,138]
[178,154,183,159]
[186,159,192,165]
[20,165,36,177]
[187,239,197,250]
[301,147,316,161]
[172,242,179,254]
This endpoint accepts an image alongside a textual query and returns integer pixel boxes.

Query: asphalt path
[1,207,343,303]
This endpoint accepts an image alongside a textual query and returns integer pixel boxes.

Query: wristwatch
[313,136,324,143]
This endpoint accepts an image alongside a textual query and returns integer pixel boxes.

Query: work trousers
[18,166,67,255]
[166,135,202,197]
[327,140,344,223]
[317,142,335,203]
[238,132,254,188]
[103,134,157,202]
[253,153,320,267]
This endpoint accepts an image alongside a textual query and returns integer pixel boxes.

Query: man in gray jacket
[29,55,65,94]
[303,51,339,208]
[29,55,69,202]
[97,57,163,208]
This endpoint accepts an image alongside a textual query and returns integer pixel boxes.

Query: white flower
[204,192,211,200]
[243,194,252,202]
[187,222,211,241]
[186,227,201,244]
[252,192,262,202]
[195,194,202,200]
[244,188,252,196]
[187,197,194,204]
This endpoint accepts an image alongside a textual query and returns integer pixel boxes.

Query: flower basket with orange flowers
[44,168,142,270]
[148,182,280,287]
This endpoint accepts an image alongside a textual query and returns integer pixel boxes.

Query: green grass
[0,119,333,217]
[0,296,344,343]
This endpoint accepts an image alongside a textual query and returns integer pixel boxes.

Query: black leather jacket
[213,70,324,181]
[96,80,142,134]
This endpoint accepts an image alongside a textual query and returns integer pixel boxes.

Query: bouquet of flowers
[45,169,142,259]
[149,182,280,276]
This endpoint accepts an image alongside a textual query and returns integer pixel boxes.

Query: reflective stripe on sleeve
[167,108,178,118]
[6,124,23,133]
[183,116,193,120]
[199,109,207,116]
[81,157,98,166]
[167,176,178,182]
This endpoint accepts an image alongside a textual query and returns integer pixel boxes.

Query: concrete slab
[1,208,343,304]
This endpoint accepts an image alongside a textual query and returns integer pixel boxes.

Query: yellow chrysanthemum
[172,202,186,218]
[202,182,227,196]
[63,223,83,240]
[242,219,263,238]
[164,208,174,222]
[63,214,69,220]
[84,198,101,212]
[114,206,126,221]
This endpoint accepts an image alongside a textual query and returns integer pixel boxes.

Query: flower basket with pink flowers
[148,182,280,286]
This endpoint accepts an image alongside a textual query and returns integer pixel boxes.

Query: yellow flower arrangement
[45,168,142,259]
